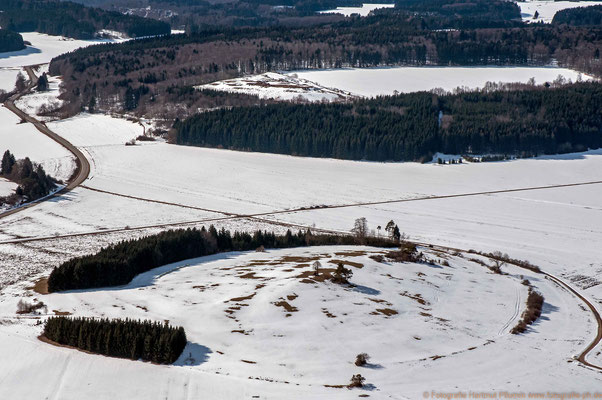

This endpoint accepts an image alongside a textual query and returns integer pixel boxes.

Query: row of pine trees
[48,226,397,292]
[174,83,602,162]
[44,317,187,364]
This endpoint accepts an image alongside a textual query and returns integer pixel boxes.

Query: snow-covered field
[0,106,75,182]
[197,72,357,102]
[0,246,598,399]
[2,32,119,67]
[1,29,601,399]
[517,0,602,23]
[288,66,594,96]
[319,3,395,16]
[0,178,17,197]
[0,67,22,92]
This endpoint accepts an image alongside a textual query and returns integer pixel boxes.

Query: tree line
[0,0,170,40]
[47,3,602,119]
[43,317,187,364]
[47,227,397,292]
[0,150,57,207]
[553,5,602,27]
[0,29,25,53]
[173,82,602,162]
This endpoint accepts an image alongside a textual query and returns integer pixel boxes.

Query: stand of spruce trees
[174,83,602,162]
[47,227,396,292]
[43,317,187,364]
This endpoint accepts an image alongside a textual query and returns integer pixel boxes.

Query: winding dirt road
[0,66,90,219]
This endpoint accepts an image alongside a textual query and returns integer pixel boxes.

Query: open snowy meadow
[288,66,594,96]
[319,3,395,16]
[517,0,602,23]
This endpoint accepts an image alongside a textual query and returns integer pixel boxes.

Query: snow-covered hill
[0,246,597,399]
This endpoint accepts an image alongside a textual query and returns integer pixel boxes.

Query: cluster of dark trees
[43,317,187,364]
[553,5,602,26]
[0,0,170,39]
[0,150,56,205]
[0,29,25,53]
[393,0,522,28]
[48,227,397,292]
[173,82,602,162]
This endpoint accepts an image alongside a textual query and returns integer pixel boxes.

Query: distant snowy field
[517,0,602,23]
[288,66,594,96]
[197,72,357,102]
[0,246,598,399]
[319,3,395,16]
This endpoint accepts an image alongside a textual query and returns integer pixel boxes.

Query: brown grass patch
[231,330,250,335]
[377,308,398,316]
[329,259,364,269]
[294,263,309,269]
[52,310,72,316]
[278,255,321,263]
[367,298,392,306]
[400,291,429,306]
[324,384,345,389]
[371,308,398,317]
[286,293,298,301]
[31,278,49,295]
[238,272,262,279]
[241,359,256,364]
[229,293,256,302]
[431,355,445,360]
[274,301,298,313]
[413,336,421,340]
[334,250,367,257]
[369,254,385,263]
[296,268,336,283]
[420,312,432,317]
[321,308,337,318]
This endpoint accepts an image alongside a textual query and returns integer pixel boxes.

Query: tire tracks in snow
[415,241,602,372]
[498,286,521,336]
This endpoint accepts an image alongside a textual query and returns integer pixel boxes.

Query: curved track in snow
[415,241,602,372]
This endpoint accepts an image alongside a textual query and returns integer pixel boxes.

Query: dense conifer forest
[0,29,25,53]
[173,83,602,162]
[0,0,170,39]
[43,317,187,364]
[0,150,57,206]
[553,5,602,26]
[47,227,397,292]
